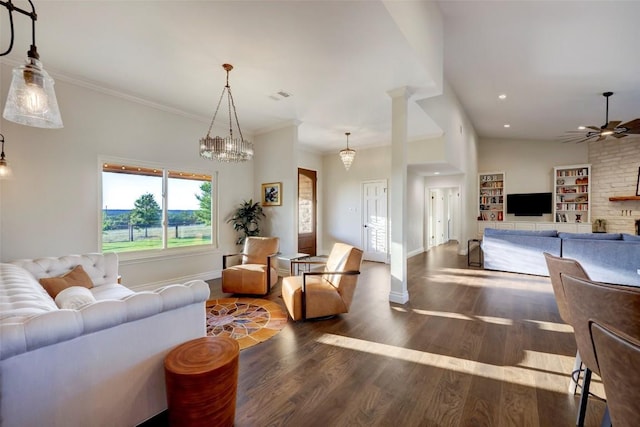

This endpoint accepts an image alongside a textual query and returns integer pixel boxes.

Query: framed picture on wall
[262,182,282,206]
[636,167,640,196]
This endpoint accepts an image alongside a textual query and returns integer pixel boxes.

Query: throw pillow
[39,265,94,299]
[55,286,96,310]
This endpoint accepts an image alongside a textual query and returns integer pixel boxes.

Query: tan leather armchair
[222,237,279,295]
[281,243,363,321]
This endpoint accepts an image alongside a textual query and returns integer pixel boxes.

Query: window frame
[98,156,218,261]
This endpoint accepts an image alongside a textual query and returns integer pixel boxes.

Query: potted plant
[227,199,265,245]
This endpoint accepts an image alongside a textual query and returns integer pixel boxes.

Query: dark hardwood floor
[150,242,608,426]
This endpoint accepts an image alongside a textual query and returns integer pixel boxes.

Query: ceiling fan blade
[606,120,622,129]
[586,126,601,131]
[560,133,599,143]
[596,135,606,142]
[613,133,628,139]
[620,118,640,132]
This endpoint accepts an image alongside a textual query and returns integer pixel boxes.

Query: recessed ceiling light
[503,124,510,128]
[434,172,440,175]
[578,126,586,130]
[498,94,507,100]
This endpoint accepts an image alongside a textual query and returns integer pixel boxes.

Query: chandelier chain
[205,85,227,137]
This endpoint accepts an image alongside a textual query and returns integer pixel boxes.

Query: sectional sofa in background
[481,228,640,286]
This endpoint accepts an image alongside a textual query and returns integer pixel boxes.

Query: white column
[387,87,413,304]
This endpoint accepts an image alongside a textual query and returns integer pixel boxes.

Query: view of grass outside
[102,163,213,253]
[102,224,211,252]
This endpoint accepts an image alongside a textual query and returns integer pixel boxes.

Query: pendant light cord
[0,0,38,57]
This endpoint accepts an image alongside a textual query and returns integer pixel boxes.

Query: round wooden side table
[164,336,240,427]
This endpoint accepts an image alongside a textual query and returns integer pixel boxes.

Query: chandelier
[1,0,63,128]
[339,132,356,171]
[199,64,253,162]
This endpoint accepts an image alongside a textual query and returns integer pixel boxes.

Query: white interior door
[430,189,444,246]
[362,180,388,262]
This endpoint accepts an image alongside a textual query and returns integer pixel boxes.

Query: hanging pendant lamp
[1,0,63,129]
[0,134,13,179]
[339,132,356,171]
[199,64,253,162]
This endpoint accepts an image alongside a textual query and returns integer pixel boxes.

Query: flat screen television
[506,192,552,216]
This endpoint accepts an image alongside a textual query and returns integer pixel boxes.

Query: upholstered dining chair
[543,252,590,394]
[221,236,279,295]
[591,322,640,427]
[281,243,363,321]
[561,274,640,427]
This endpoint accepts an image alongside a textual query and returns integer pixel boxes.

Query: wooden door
[298,168,317,256]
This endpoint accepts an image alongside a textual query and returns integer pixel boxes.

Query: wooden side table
[164,336,240,427]
[467,239,483,267]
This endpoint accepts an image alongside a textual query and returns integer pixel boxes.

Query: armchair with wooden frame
[281,243,363,321]
[221,236,279,295]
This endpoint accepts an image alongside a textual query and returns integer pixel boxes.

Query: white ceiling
[2,1,640,156]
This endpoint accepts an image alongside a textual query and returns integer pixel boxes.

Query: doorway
[298,168,317,256]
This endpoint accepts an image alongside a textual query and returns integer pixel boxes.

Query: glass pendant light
[1,1,63,129]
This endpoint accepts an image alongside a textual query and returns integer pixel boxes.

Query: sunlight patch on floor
[410,308,514,326]
[525,319,573,333]
[316,333,573,393]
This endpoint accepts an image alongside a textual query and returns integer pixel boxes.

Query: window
[101,162,214,253]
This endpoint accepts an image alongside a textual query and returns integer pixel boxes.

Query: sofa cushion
[484,228,558,237]
[562,239,640,286]
[39,265,94,299]
[55,286,97,310]
[559,232,622,240]
[482,232,562,276]
[622,233,640,241]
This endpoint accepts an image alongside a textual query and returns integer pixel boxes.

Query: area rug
[206,297,287,350]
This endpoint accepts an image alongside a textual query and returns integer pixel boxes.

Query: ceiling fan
[561,91,640,143]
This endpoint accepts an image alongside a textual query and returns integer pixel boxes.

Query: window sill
[116,245,220,266]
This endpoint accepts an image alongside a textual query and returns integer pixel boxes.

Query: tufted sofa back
[10,252,119,286]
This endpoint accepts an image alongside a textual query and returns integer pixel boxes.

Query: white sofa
[0,252,210,427]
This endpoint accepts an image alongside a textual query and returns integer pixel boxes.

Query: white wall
[407,170,425,256]
[253,124,298,256]
[0,63,253,287]
[479,138,588,193]
[322,145,391,254]
[417,82,479,253]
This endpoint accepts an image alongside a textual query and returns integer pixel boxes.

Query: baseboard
[407,247,425,258]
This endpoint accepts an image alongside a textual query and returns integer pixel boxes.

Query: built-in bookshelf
[479,172,505,221]
[554,164,591,224]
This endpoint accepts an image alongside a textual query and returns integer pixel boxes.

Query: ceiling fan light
[600,130,614,136]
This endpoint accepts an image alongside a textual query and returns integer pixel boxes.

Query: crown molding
[0,58,210,124]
